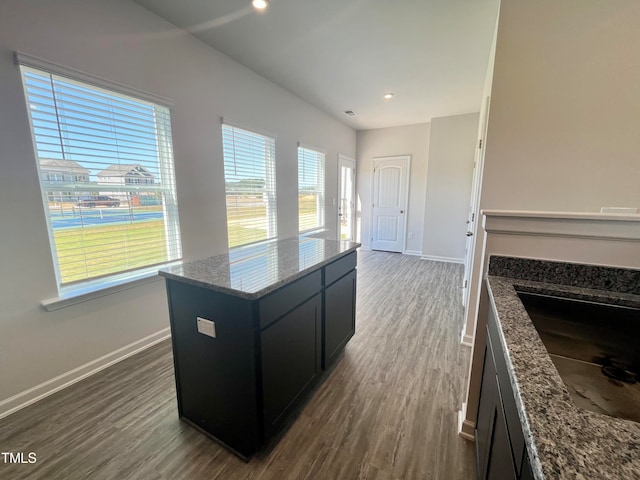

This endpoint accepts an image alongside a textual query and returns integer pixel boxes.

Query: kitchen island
[477,256,640,479]
[159,236,360,459]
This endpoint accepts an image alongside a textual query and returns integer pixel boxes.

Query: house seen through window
[19,63,182,291]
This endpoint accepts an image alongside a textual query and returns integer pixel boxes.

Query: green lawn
[54,220,168,284]
[53,194,324,282]
[227,224,269,248]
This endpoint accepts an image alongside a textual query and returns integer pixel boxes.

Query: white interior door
[462,96,490,307]
[371,156,409,253]
[338,155,356,242]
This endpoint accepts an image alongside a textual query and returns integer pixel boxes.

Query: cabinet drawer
[325,251,356,286]
[488,307,525,477]
[259,270,322,329]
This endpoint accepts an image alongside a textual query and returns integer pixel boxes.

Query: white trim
[421,254,465,264]
[15,51,173,107]
[359,245,372,251]
[297,142,326,154]
[220,117,277,140]
[0,328,171,420]
[338,154,356,164]
[337,154,356,242]
[458,402,475,441]
[42,269,165,311]
[482,209,640,242]
[461,328,474,347]
[403,250,422,256]
[458,407,476,441]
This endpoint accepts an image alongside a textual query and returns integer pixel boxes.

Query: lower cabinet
[476,341,517,479]
[476,307,533,480]
[165,252,358,460]
[261,293,322,438]
[323,269,356,369]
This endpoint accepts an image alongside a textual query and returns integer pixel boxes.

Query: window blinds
[298,146,326,232]
[19,65,181,288]
[222,124,277,247]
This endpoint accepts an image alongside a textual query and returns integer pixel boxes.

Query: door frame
[337,154,356,242]
[370,155,411,253]
[463,96,491,311]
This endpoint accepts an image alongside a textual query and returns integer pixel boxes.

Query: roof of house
[96,164,154,177]
[39,158,89,174]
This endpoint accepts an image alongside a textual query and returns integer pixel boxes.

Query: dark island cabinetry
[160,237,359,460]
[261,291,322,438]
[476,305,533,480]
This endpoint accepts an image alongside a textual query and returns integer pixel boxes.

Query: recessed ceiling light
[383,92,395,100]
[252,0,269,11]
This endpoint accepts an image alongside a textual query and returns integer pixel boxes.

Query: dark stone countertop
[159,236,360,300]
[486,256,640,479]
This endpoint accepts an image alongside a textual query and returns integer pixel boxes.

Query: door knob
[400,210,404,214]
[466,231,473,237]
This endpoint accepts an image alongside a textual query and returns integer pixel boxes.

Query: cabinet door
[476,327,518,480]
[261,293,322,438]
[519,452,535,480]
[486,398,517,480]
[323,269,356,369]
[476,344,497,479]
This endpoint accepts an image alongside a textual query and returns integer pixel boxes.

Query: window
[298,145,325,232]
[222,123,277,248]
[19,62,181,294]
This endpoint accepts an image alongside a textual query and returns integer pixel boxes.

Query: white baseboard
[421,254,465,264]
[0,328,171,420]
[359,245,371,251]
[403,250,422,256]
[461,328,474,347]
[458,403,476,441]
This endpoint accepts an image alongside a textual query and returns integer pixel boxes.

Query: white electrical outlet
[197,317,216,338]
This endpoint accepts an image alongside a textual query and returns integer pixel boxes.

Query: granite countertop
[159,236,360,299]
[486,256,640,479]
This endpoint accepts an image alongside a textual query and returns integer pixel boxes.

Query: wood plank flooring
[0,251,476,480]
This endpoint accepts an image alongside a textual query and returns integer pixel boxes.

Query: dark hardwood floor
[0,251,476,479]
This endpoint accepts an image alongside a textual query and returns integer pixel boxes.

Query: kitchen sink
[516,291,640,423]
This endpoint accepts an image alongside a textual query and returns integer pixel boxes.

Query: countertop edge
[485,278,545,480]
[159,244,360,300]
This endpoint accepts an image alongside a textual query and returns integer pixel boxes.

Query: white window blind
[298,146,325,232]
[222,124,277,247]
[19,64,182,292]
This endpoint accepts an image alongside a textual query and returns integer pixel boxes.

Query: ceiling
[134,0,500,131]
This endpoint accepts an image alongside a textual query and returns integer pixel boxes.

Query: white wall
[0,0,355,414]
[422,113,479,262]
[481,0,640,212]
[356,123,430,254]
[465,0,640,342]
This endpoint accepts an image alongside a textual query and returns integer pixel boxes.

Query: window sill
[41,268,169,312]
[300,228,331,239]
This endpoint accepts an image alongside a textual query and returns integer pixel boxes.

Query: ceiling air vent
[344,110,356,116]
